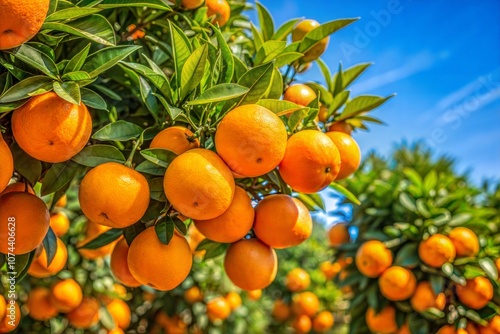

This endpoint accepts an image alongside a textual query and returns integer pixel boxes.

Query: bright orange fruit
[355,240,393,278]
[150,126,199,155]
[0,135,13,193]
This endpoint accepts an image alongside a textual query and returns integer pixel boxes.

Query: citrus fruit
[26,287,58,321]
[247,289,262,301]
[318,105,330,123]
[285,268,311,292]
[292,314,312,333]
[67,297,100,329]
[224,238,277,290]
[78,220,119,259]
[225,292,242,310]
[448,227,480,257]
[355,240,393,278]
[312,311,334,333]
[0,300,20,333]
[0,135,13,193]
[184,286,203,304]
[279,130,341,193]
[12,92,92,163]
[28,237,67,278]
[110,238,141,288]
[215,104,288,177]
[365,306,397,334]
[206,0,230,26]
[480,315,500,334]
[79,162,150,228]
[320,261,341,280]
[106,298,131,330]
[0,296,5,321]
[128,228,192,291]
[456,276,494,309]
[292,19,329,62]
[50,212,70,237]
[253,194,313,249]
[125,24,145,40]
[328,223,350,247]
[206,297,231,322]
[0,182,34,195]
[437,325,467,334]
[378,266,417,301]
[410,281,446,312]
[292,291,320,317]
[182,0,204,10]
[272,300,291,321]
[55,194,67,208]
[325,131,361,180]
[283,84,317,107]
[186,223,206,255]
[164,148,235,220]
[328,121,353,134]
[150,126,200,155]
[297,62,313,73]
[50,278,83,313]
[418,234,456,268]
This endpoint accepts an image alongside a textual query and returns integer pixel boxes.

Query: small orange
[0,296,5,320]
[184,286,203,304]
[437,325,471,334]
[113,284,128,299]
[215,104,288,177]
[328,223,350,247]
[292,314,312,333]
[182,0,204,10]
[108,328,125,334]
[467,323,480,334]
[317,105,330,123]
[285,268,311,292]
[279,130,341,193]
[378,266,417,301]
[224,238,277,291]
[272,300,291,321]
[253,194,313,249]
[106,298,131,330]
[448,227,480,257]
[50,278,83,313]
[194,186,254,243]
[225,292,242,310]
[355,240,393,278]
[328,121,353,134]
[206,297,231,322]
[164,148,235,220]
[0,135,13,193]
[125,24,145,40]
[325,131,361,180]
[0,300,20,333]
[418,234,456,268]
[0,182,34,195]
[297,62,313,74]
[410,281,446,312]
[398,323,412,334]
[292,19,329,62]
[312,311,334,333]
[456,276,494,310]
[480,315,500,334]
[247,289,262,301]
[206,0,231,26]
[50,212,70,237]
[320,261,342,280]
[365,306,397,334]
[187,223,206,255]
[150,126,200,155]
[110,238,141,288]
[283,84,317,107]
[55,194,67,208]
[79,162,150,228]
[292,291,320,317]
[67,297,100,329]
[78,220,119,259]
[28,237,67,278]
[26,287,58,321]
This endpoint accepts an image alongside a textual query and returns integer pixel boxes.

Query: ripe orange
[283,84,317,107]
[292,19,329,62]
[365,306,397,334]
[225,292,242,310]
[78,220,119,259]
[215,104,288,177]
[0,0,50,50]
[285,268,311,292]
[325,131,361,180]
[206,0,230,27]
[164,148,235,220]
[128,228,192,291]
[108,328,125,334]
[456,276,494,309]
[182,0,204,9]
[496,258,500,275]
[292,291,320,317]
[292,314,312,334]
[328,121,353,134]
[437,325,467,334]
[0,300,20,333]
[28,237,67,278]
[150,126,200,155]
[410,281,446,312]
[125,24,145,40]
[0,135,13,193]
[466,323,480,334]
[194,186,254,243]
[312,311,334,333]
[480,315,500,334]
[279,130,341,193]
[247,289,262,301]
[355,240,393,278]
[184,286,203,304]
[0,296,5,320]
[317,105,330,123]
[26,287,58,321]
[12,92,92,163]
[154,312,187,334]
[67,297,100,329]
[50,212,70,237]
[206,297,231,322]
[224,238,277,290]
[253,194,313,249]
[0,182,34,195]
[110,238,141,288]
[272,300,291,321]
[50,278,83,313]
[378,266,417,301]
[448,227,480,257]
[418,234,456,268]
[398,324,412,334]
[106,298,131,330]
[113,284,128,299]
[187,223,206,255]
[297,62,313,74]
[79,162,150,228]
[328,223,350,247]
[320,261,341,280]
[0,192,50,255]
[55,194,67,208]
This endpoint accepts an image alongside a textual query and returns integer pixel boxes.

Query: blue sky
[253,0,500,183]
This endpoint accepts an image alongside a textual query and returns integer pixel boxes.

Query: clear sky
[253,0,500,183]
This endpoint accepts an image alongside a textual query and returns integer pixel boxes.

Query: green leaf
[140,148,177,168]
[148,177,166,202]
[99,306,116,331]
[188,84,249,105]
[12,251,37,281]
[299,18,358,53]
[316,58,333,92]
[399,192,417,212]
[408,313,430,334]
[256,2,274,41]
[196,239,228,260]
[273,18,301,41]
[72,145,126,167]
[478,258,498,281]
[449,213,473,227]
[250,23,264,51]
[97,0,171,10]
[61,71,91,81]
[53,81,81,105]
[135,160,166,176]
[92,120,143,141]
[78,228,123,249]
[42,15,116,46]
[124,222,146,245]
[156,218,175,245]
[274,52,304,68]
[169,22,192,91]
[42,228,58,267]
[11,142,42,185]
[209,24,234,83]
[82,45,141,78]
[232,62,274,107]
[81,88,107,110]
[254,41,286,65]
[41,161,84,196]
[429,275,445,295]
[288,108,310,131]
[423,170,438,193]
[330,90,350,114]
[139,76,160,121]
[257,99,306,116]
[180,44,208,99]
[338,94,395,121]
[342,62,372,89]
[9,44,59,79]
[403,168,423,188]
[0,76,53,103]
[265,67,283,99]
[45,7,103,22]
[394,243,420,268]
[64,43,91,74]
[330,182,361,205]
[173,217,187,236]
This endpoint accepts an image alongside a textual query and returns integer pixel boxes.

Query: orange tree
[0,0,393,333]
[331,143,500,334]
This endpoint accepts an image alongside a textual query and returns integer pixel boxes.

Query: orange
[55,194,67,207]
[283,84,317,107]
[108,328,125,334]
[225,292,242,310]
[184,286,203,304]
[456,276,494,310]
[320,261,341,280]
[106,298,131,329]
[325,131,361,180]
[292,19,329,62]
[247,289,262,301]
[150,126,199,155]
[182,0,204,10]
[480,316,500,334]
[215,104,288,177]
[164,148,235,220]
[279,130,341,193]
[297,62,313,74]
[312,311,334,333]
[78,220,119,259]
[0,0,50,50]
[292,314,312,333]
[292,291,320,317]
[410,281,446,312]
[28,237,67,278]
[224,238,277,290]
[113,284,128,299]
[67,297,100,329]
[12,92,92,163]
[128,227,192,291]
[398,324,412,334]
[328,121,353,134]
[79,162,150,228]
[272,300,291,321]
[0,296,5,320]
[378,266,417,301]
[187,223,206,255]
[50,212,70,237]
[206,297,231,322]
[467,323,480,334]
[317,105,329,123]
[194,186,254,243]
[448,227,480,257]
[365,306,397,334]
[0,135,13,193]
[155,313,187,334]
[438,324,479,334]
[0,182,34,195]
[0,300,20,333]
[206,0,230,27]
[286,268,311,292]
[110,238,141,288]
[418,234,456,268]
[496,258,500,274]
[0,192,50,255]
[328,223,350,247]
[253,194,313,249]
[125,24,145,40]
[355,240,393,278]
[26,287,58,321]
[50,278,83,313]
